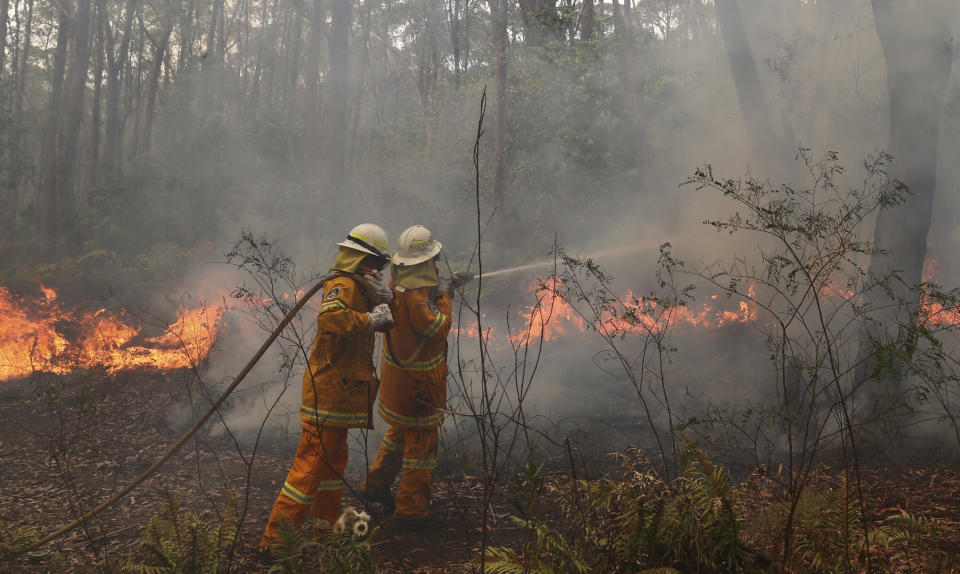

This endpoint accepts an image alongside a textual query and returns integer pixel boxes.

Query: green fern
[0,521,41,567]
[107,491,239,574]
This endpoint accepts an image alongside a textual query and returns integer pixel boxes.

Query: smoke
[119,0,959,459]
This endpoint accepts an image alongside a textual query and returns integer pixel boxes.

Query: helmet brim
[336,240,382,258]
[391,240,442,266]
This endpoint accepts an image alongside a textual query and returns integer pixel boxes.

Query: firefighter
[259,223,395,555]
[361,225,472,531]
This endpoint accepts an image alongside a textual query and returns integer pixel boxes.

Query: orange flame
[919,258,960,327]
[499,278,760,346]
[0,286,222,381]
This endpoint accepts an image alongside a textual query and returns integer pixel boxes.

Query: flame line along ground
[21,275,331,554]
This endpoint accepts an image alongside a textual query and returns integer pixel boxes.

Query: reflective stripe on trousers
[260,426,348,550]
[364,426,439,519]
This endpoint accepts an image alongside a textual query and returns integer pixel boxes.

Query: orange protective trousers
[260,424,348,549]
[364,425,438,519]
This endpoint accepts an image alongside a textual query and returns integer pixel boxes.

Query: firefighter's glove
[450,270,474,288]
[368,303,394,331]
[441,270,474,294]
[365,270,394,304]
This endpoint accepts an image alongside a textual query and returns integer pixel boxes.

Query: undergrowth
[106,492,238,574]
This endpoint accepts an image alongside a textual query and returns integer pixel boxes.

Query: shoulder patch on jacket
[426,297,438,315]
[324,287,341,300]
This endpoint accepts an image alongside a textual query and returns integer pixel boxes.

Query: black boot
[360,484,395,512]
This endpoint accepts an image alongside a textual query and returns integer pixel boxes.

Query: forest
[2,0,960,571]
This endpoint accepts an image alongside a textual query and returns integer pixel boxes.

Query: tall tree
[38,2,71,244]
[324,0,351,187]
[141,8,174,154]
[303,0,322,176]
[17,0,34,114]
[0,0,8,77]
[612,0,648,199]
[449,0,462,88]
[39,0,92,248]
[88,0,107,188]
[578,0,594,42]
[714,0,790,169]
[518,0,560,46]
[103,0,138,176]
[859,0,955,391]
[490,0,507,259]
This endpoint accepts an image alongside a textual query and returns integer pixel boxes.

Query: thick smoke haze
[153,0,959,464]
[2,0,957,464]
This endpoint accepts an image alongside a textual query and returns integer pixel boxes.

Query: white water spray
[475,243,656,280]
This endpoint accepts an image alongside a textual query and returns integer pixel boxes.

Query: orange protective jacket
[378,286,452,429]
[300,274,378,428]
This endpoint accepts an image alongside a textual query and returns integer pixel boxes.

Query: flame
[0,285,222,381]
[919,257,960,327]
[501,278,760,346]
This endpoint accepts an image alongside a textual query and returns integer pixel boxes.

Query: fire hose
[23,272,458,553]
[23,275,334,553]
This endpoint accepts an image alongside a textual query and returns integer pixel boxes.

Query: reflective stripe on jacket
[301,275,377,428]
[378,286,452,429]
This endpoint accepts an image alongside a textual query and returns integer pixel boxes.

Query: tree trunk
[578,0,594,42]
[612,0,647,199]
[16,0,32,114]
[142,18,173,154]
[518,0,560,47]
[714,0,789,169]
[39,0,92,249]
[58,0,92,233]
[129,14,144,158]
[324,0,350,188]
[204,0,224,111]
[103,0,137,176]
[0,0,8,77]
[88,0,107,187]
[39,2,71,244]
[450,0,461,88]
[177,0,193,73]
[858,0,955,394]
[287,3,302,109]
[490,0,506,260]
[251,0,269,110]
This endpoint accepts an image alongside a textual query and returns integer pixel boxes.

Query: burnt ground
[1,368,960,572]
[0,368,525,573]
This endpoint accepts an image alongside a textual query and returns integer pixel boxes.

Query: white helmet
[392,225,442,266]
[337,223,391,260]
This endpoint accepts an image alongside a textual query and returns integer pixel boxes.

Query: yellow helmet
[392,225,442,266]
[337,223,391,260]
